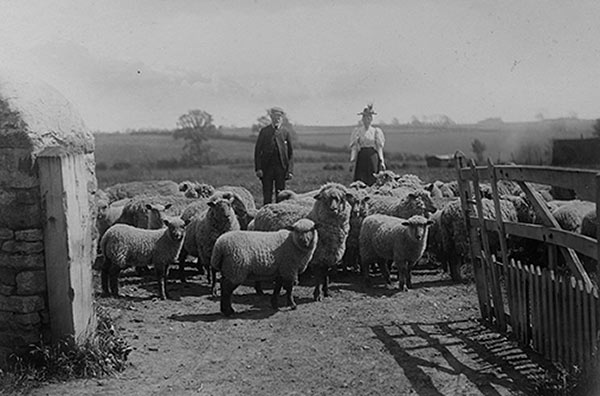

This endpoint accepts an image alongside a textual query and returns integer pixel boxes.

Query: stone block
[0,311,13,330]
[0,228,13,240]
[15,229,43,242]
[0,284,14,296]
[0,254,45,270]
[0,202,42,229]
[0,267,16,285]
[13,312,41,327]
[2,240,44,254]
[0,330,41,347]
[0,295,45,313]
[16,270,46,295]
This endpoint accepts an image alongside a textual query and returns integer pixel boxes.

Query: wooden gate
[454,152,600,368]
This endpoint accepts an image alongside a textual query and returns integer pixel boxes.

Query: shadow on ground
[371,319,557,396]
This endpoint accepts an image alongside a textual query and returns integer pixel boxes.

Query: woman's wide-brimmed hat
[358,104,377,116]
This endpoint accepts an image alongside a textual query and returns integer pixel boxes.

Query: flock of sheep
[94,171,599,316]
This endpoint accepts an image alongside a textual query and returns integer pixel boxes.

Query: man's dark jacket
[254,124,294,175]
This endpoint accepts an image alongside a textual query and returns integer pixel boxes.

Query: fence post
[470,159,506,332]
[454,152,489,322]
[38,147,95,343]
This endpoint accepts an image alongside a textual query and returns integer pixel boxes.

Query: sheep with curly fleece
[179,194,241,289]
[360,214,434,291]
[211,219,319,316]
[105,180,182,203]
[252,182,354,301]
[439,197,518,281]
[178,181,215,199]
[367,191,437,219]
[100,217,186,299]
[551,200,595,233]
[116,196,173,230]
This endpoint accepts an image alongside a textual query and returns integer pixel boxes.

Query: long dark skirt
[353,147,381,186]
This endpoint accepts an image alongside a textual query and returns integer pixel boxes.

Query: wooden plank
[526,264,534,349]
[471,159,506,332]
[517,181,591,288]
[540,267,549,359]
[532,265,541,352]
[568,277,576,366]
[576,280,584,366]
[516,262,524,344]
[455,153,488,323]
[582,281,591,363]
[38,152,95,343]
[561,276,568,365]
[495,165,598,201]
[487,159,510,267]
[477,219,597,260]
[549,270,557,362]
[590,287,598,364]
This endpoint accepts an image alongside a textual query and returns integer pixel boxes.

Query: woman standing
[349,104,386,186]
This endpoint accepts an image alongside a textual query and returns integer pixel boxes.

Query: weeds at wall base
[0,305,131,394]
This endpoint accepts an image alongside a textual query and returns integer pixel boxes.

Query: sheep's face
[97,201,109,220]
[145,203,172,229]
[350,196,371,219]
[373,170,398,187]
[208,198,236,222]
[287,219,319,250]
[164,218,186,241]
[402,215,434,241]
[315,186,353,215]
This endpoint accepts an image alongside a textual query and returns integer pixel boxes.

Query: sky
[2,0,600,131]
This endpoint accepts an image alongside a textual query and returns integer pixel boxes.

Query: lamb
[179,194,241,289]
[104,180,181,203]
[100,217,186,300]
[359,214,434,291]
[211,219,319,316]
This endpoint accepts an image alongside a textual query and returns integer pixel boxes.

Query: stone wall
[0,71,96,365]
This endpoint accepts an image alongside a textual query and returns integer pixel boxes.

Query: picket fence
[454,152,600,369]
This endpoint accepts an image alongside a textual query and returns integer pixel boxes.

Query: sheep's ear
[163,219,170,227]
[401,221,410,226]
[313,192,321,200]
[345,192,356,203]
[179,183,189,192]
[164,203,172,210]
[183,218,192,226]
[207,201,215,207]
[145,204,153,210]
[407,192,417,199]
[426,220,434,226]
[363,196,371,202]
[424,183,433,192]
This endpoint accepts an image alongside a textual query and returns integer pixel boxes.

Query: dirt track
[30,268,553,396]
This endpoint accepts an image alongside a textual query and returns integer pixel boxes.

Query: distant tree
[593,119,600,137]
[535,112,544,121]
[173,109,218,165]
[251,110,298,142]
[471,138,487,164]
[391,117,401,126]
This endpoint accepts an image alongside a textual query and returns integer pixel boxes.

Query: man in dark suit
[254,106,294,205]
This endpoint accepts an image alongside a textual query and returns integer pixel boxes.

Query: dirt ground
[28,266,555,396]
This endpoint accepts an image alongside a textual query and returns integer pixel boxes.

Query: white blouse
[349,125,385,163]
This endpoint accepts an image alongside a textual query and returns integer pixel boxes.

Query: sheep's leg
[361,258,372,287]
[449,257,462,281]
[254,281,264,296]
[220,278,237,317]
[380,260,393,289]
[101,259,110,297]
[271,277,282,310]
[155,265,168,300]
[397,262,409,292]
[108,267,121,297]
[322,268,330,298]
[211,269,219,297]
[177,248,187,284]
[312,266,324,301]
[283,279,296,309]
